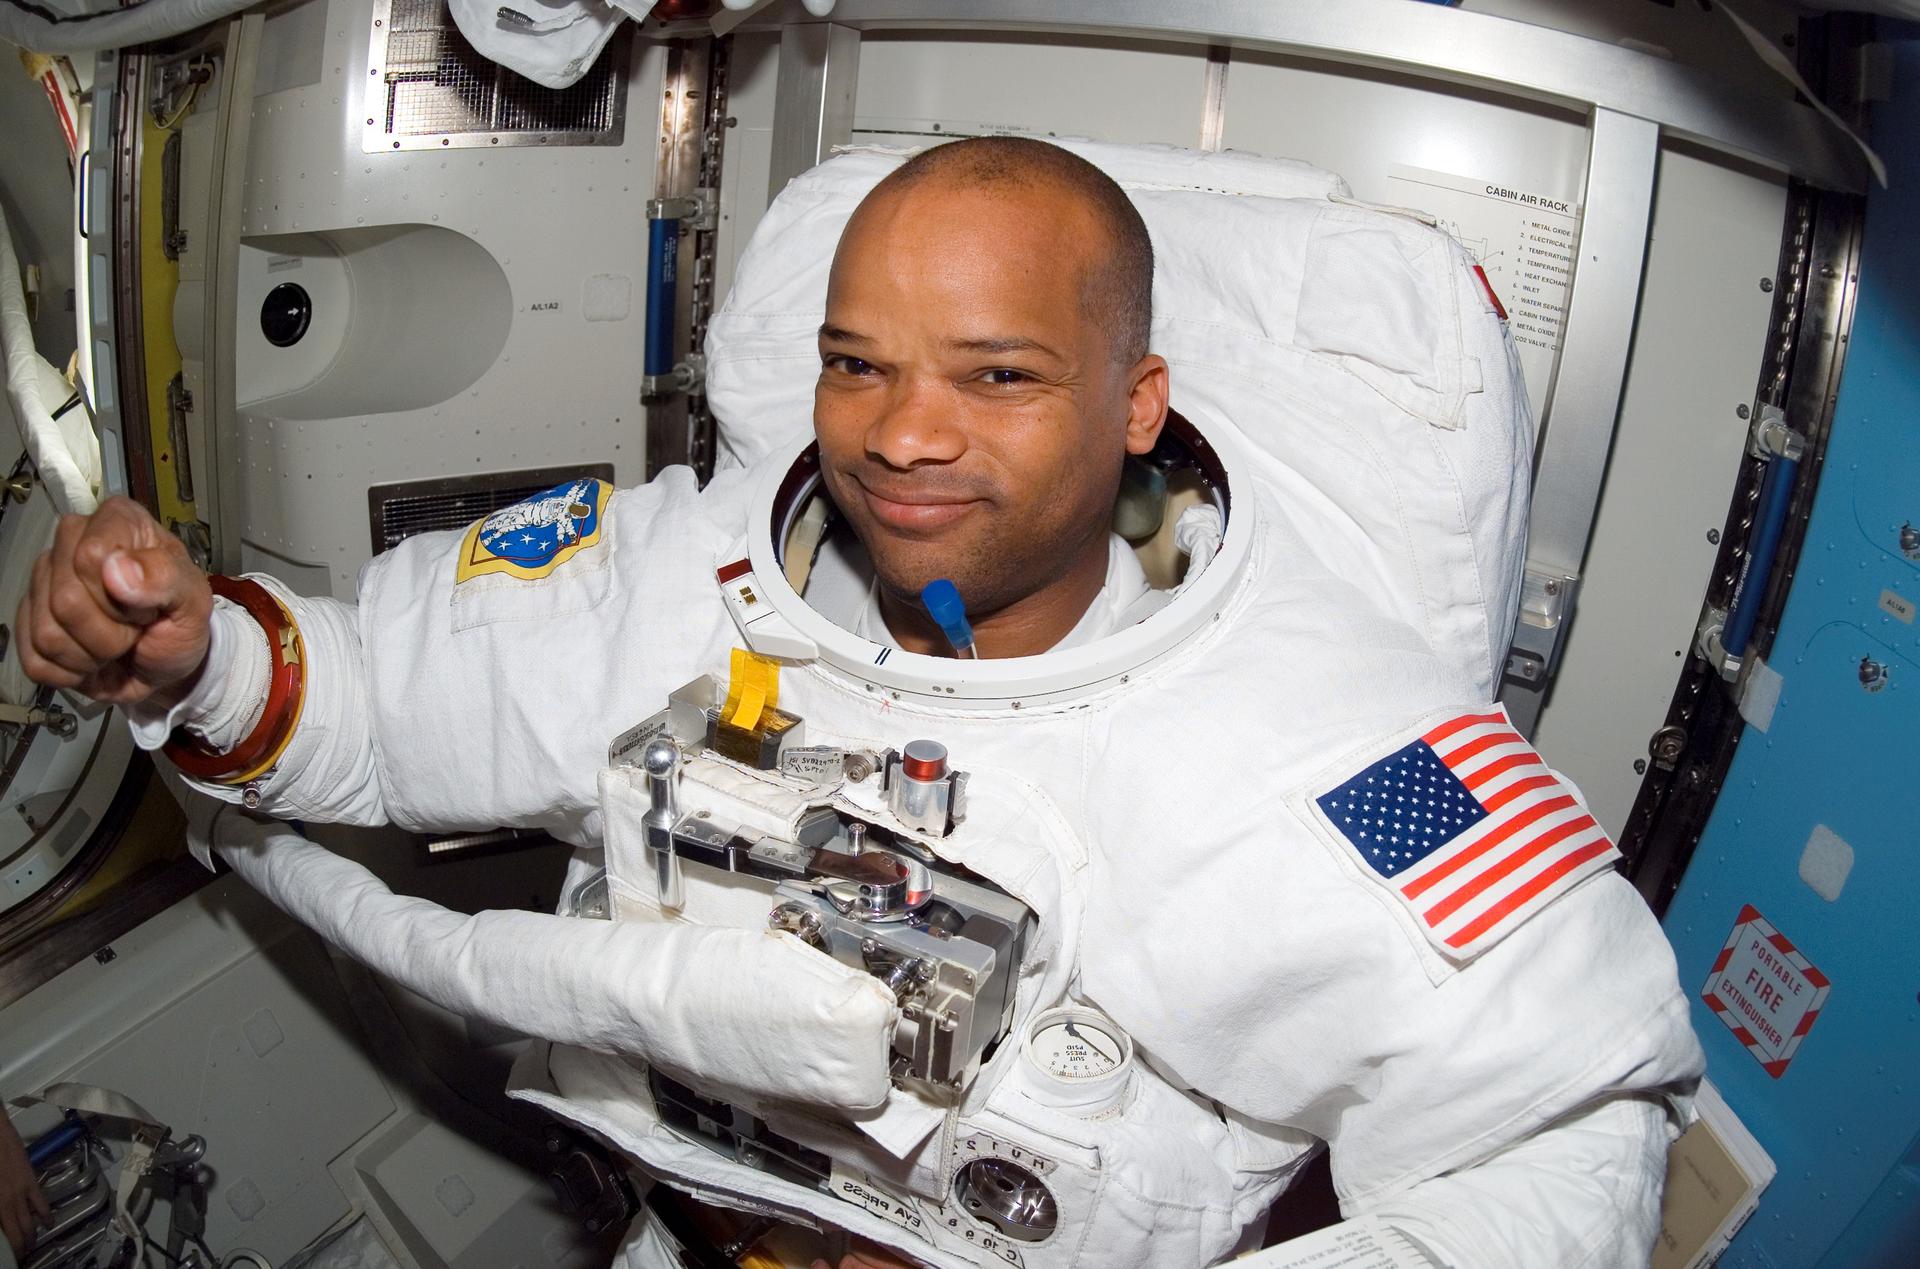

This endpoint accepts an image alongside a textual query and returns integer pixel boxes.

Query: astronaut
[17,138,1703,1268]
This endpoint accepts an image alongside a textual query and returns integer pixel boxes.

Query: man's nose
[864,377,967,469]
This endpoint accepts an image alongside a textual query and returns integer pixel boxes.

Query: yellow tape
[722,648,780,731]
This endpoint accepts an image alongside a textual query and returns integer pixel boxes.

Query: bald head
[812,135,1171,657]
[857,137,1155,364]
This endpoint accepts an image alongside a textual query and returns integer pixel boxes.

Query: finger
[14,613,84,689]
[91,494,165,547]
[26,555,93,675]
[77,503,171,620]
[103,545,206,625]
[47,513,86,580]
[46,559,141,665]
[27,1177,50,1220]
[47,512,117,636]
[27,554,100,677]
[65,508,153,625]
[16,638,84,688]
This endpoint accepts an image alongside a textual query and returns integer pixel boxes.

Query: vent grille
[364,0,627,152]
[368,464,616,556]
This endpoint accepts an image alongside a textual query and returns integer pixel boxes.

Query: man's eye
[824,355,877,376]
[981,368,1031,386]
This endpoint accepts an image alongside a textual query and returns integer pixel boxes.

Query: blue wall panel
[1662,34,1920,1269]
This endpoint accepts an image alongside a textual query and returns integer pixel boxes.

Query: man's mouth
[854,482,985,533]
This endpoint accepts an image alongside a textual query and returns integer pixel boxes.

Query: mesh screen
[369,464,616,555]
[376,0,624,141]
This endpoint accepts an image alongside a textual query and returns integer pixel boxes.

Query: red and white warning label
[1701,904,1830,1078]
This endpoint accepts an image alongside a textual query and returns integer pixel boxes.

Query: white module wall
[230,0,663,597]
[713,22,1790,837]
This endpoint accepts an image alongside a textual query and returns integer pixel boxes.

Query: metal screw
[1860,657,1889,691]
[1544,579,1560,596]
[1760,278,1774,292]
[1900,522,1919,558]
[1707,529,1721,544]
[1650,725,1687,767]
[1736,404,1750,419]
[1633,759,1648,775]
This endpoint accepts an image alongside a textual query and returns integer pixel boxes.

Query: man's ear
[1122,354,1171,456]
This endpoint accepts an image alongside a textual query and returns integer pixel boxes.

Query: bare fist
[14,496,214,707]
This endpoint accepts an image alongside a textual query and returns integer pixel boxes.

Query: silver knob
[642,737,684,909]
[953,1158,1057,1242]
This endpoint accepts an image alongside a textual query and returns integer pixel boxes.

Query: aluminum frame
[768,22,861,200]
[1502,108,1660,734]
[726,0,1866,192]
[197,13,264,576]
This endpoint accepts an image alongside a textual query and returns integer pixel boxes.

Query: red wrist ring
[162,576,306,785]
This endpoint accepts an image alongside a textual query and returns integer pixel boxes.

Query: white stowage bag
[197,797,900,1111]
[446,0,650,91]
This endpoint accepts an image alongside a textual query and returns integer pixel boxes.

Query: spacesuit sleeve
[156,575,390,826]
[1337,1094,1674,1269]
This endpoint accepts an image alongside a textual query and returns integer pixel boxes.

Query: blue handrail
[1723,451,1801,658]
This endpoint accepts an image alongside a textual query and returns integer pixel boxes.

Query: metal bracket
[1747,403,1807,462]
[642,352,706,400]
[646,189,717,233]
[1693,604,1741,681]
[1503,569,1580,689]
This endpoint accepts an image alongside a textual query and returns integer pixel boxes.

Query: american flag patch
[1308,707,1619,960]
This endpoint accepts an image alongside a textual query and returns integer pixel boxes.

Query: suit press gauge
[1016,1005,1134,1114]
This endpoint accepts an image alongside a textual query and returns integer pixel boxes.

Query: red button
[901,739,948,782]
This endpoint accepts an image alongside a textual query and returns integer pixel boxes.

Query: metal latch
[645,189,717,233]
[642,351,705,399]
[1693,603,1740,681]
[1503,568,1579,687]
[1747,403,1806,462]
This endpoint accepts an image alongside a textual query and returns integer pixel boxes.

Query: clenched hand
[15,496,214,707]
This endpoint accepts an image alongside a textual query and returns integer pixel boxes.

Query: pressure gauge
[1016,1005,1134,1115]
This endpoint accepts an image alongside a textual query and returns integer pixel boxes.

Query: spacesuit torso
[257,413,1695,1268]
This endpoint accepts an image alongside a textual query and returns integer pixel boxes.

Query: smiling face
[814,167,1168,644]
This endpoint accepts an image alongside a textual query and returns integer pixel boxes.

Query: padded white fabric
[705,140,1531,698]
[200,798,900,1110]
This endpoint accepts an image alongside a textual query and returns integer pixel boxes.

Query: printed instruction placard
[1384,164,1583,419]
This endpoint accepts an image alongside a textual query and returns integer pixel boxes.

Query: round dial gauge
[1018,1006,1134,1114]
[1030,1014,1126,1080]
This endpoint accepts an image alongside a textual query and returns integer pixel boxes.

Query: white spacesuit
[146,143,1704,1268]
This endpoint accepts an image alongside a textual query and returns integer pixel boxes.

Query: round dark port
[261,282,313,348]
